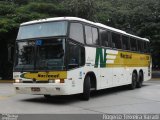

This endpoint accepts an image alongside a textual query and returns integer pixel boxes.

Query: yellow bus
[13,17,151,100]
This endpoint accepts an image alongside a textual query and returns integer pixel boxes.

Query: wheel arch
[85,71,97,90]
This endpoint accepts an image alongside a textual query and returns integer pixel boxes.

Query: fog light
[16,87,19,90]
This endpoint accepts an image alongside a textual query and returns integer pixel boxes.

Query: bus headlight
[15,79,21,83]
[55,79,60,83]
[54,79,65,83]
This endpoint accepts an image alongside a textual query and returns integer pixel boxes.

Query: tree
[0,0,159,79]
[63,0,97,21]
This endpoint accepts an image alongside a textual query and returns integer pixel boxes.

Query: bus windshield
[17,21,68,40]
[14,38,66,71]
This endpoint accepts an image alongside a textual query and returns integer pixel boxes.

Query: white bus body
[13,17,151,100]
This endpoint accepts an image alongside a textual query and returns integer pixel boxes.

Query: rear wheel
[80,76,91,101]
[137,72,143,88]
[129,72,137,90]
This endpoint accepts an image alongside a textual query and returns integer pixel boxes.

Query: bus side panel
[85,47,107,90]
[66,47,99,94]
[67,68,85,94]
[67,46,151,94]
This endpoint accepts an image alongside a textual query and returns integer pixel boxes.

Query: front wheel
[80,76,91,101]
[44,95,52,99]
[129,72,137,90]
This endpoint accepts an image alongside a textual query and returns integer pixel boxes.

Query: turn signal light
[60,79,64,83]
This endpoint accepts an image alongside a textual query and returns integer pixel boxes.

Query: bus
[13,17,151,100]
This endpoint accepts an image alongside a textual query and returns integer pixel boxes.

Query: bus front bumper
[13,83,71,95]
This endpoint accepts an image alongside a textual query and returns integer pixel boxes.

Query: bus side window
[69,23,84,44]
[146,42,150,53]
[130,37,137,51]
[92,27,99,45]
[85,26,92,45]
[122,35,130,50]
[85,26,99,46]
[111,32,122,49]
[144,41,150,53]
[100,29,110,47]
[137,40,143,52]
[67,41,85,69]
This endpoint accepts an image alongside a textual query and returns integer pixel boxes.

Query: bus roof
[21,17,149,42]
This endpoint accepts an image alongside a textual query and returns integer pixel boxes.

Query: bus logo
[36,39,43,46]
[95,48,107,68]
[95,48,118,68]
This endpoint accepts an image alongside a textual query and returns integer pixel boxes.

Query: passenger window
[92,28,99,45]
[130,38,137,51]
[112,32,122,49]
[69,23,84,44]
[67,41,85,69]
[146,42,150,53]
[137,40,143,52]
[122,35,130,50]
[85,26,92,44]
[144,41,150,53]
[85,26,99,45]
[100,29,110,47]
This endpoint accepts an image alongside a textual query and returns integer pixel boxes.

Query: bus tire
[137,72,143,88]
[44,95,52,99]
[80,75,91,101]
[129,72,137,90]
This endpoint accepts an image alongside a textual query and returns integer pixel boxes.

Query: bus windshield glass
[14,38,66,71]
[17,21,68,40]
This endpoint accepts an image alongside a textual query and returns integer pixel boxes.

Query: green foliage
[63,0,97,20]
[13,0,29,5]
[0,0,159,67]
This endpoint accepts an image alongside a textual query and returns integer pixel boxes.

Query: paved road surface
[0,79,160,114]
[152,71,160,78]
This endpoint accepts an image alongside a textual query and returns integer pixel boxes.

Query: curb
[0,80,13,83]
[151,78,160,80]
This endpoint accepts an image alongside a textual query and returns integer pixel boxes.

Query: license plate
[31,87,40,92]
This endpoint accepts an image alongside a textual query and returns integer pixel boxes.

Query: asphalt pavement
[152,71,160,78]
[0,79,160,114]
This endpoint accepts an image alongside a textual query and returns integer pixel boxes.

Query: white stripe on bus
[106,50,118,55]
[106,60,114,64]
[106,55,116,59]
